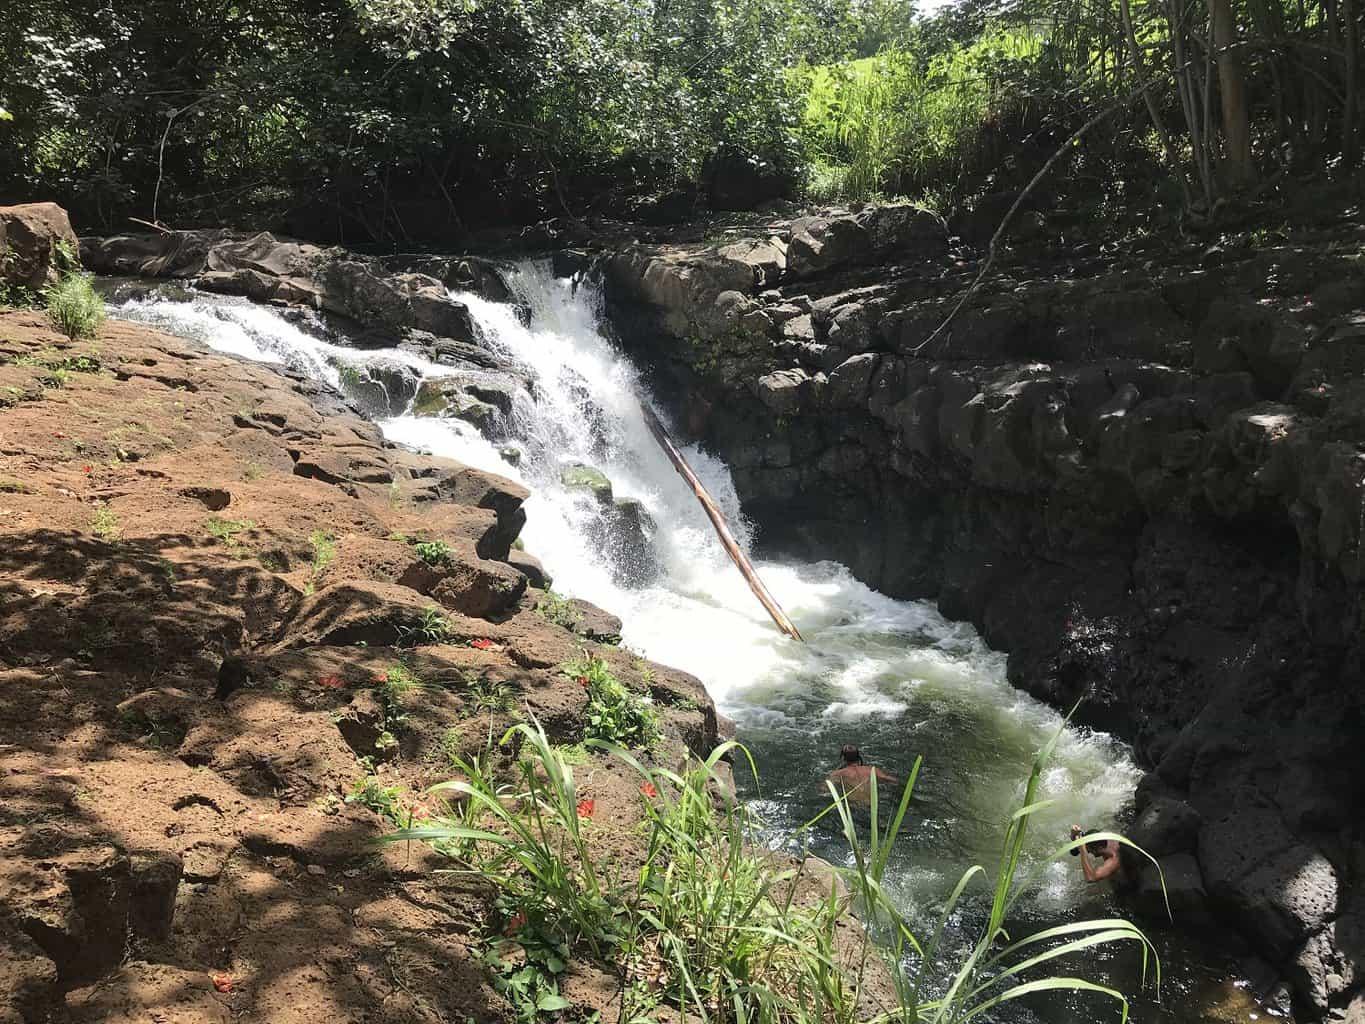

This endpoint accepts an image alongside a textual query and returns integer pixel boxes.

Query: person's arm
[1089,844,1122,881]
[1079,846,1099,882]
[1079,846,1121,882]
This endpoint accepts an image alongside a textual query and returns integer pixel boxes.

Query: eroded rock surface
[599,203,1365,1019]
[0,306,717,1023]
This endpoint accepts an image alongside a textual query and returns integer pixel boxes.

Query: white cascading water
[112,263,1143,918]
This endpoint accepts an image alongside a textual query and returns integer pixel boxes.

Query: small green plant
[400,606,452,646]
[52,238,81,276]
[376,661,421,735]
[337,363,363,389]
[90,505,120,542]
[309,529,337,579]
[536,589,581,630]
[346,775,403,823]
[464,673,513,717]
[45,273,106,341]
[375,730,399,753]
[414,539,453,567]
[205,516,254,547]
[0,478,30,494]
[242,461,265,482]
[563,653,658,747]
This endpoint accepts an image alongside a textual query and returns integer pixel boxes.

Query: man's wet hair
[1069,828,1108,856]
[839,744,864,765]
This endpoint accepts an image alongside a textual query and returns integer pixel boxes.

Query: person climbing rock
[1070,824,1123,883]
[826,744,898,806]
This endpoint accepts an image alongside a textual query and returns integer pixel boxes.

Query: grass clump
[391,720,1160,1024]
[205,516,254,547]
[564,653,658,748]
[536,589,582,630]
[414,539,453,567]
[399,606,452,646]
[0,477,30,494]
[45,273,106,341]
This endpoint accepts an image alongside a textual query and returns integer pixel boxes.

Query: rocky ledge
[599,203,1365,1021]
[0,300,721,1022]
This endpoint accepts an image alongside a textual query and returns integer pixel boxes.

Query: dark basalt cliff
[598,205,1365,1021]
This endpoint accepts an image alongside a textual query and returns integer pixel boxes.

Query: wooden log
[639,403,804,642]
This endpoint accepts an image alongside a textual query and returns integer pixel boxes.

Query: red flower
[576,675,590,689]
[503,910,527,936]
[374,671,388,683]
[470,638,494,650]
[576,798,595,818]
[82,465,93,474]
[318,674,344,689]
[640,782,658,799]
[211,973,234,993]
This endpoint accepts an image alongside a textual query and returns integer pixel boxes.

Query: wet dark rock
[599,219,1365,1016]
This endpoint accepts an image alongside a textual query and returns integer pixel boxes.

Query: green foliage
[90,505,120,541]
[45,273,105,341]
[563,653,658,748]
[389,719,1158,1024]
[205,516,254,547]
[413,539,452,567]
[535,589,581,630]
[347,775,403,823]
[399,606,452,646]
[309,529,337,578]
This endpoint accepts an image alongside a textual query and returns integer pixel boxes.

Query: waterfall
[112,264,1141,911]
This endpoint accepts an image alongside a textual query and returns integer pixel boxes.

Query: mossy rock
[560,463,613,504]
[412,381,450,416]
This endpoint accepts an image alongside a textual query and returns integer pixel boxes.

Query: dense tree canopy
[0,0,1359,242]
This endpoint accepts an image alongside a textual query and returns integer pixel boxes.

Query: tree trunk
[1345,0,1359,165]
[1207,0,1257,184]
[1124,0,1193,205]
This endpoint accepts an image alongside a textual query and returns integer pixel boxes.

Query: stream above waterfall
[108,264,1277,1024]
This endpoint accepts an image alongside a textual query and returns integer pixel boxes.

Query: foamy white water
[113,265,1141,911]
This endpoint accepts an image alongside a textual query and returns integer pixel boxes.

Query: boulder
[561,463,614,504]
[0,202,79,289]
[855,204,948,258]
[786,215,872,278]
[755,368,809,413]
[429,552,528,618]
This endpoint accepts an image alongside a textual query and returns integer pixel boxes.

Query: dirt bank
[0,308,717,1023]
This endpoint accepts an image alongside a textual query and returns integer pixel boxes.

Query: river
[109,263,1273,1024]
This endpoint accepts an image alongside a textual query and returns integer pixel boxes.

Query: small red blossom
[211,973,234,993]
[470,638,494,650]
[639,782,658,799]
[576,798,595,818]
[576,675,590,689]
[318,674,345,689]
[374,671,389,683]
[82,465,93,474]
[504,910,527,936]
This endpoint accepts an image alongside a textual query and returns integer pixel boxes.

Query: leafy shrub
[536,590,582,630]
[45,273,105,341]
[563,653,658,747]
[399,606,452,646]
[414,539,453,567]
